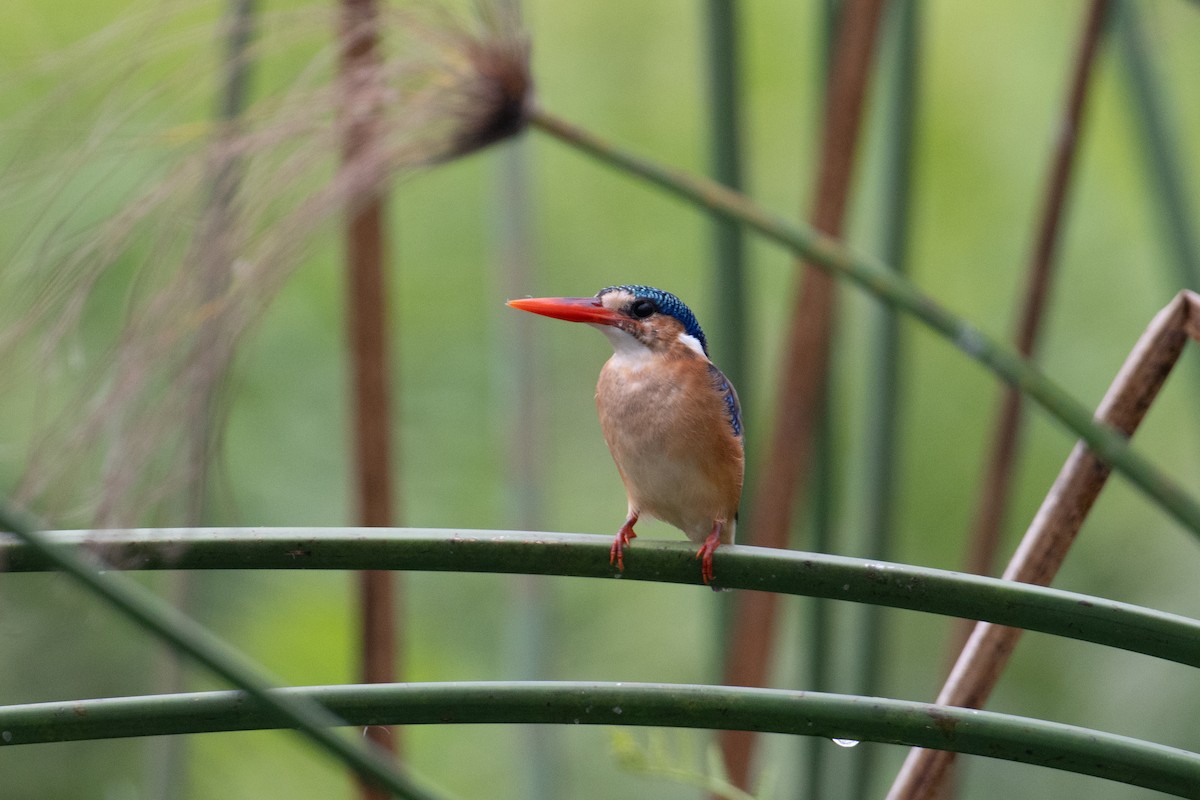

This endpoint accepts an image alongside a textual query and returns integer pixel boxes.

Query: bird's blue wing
[708,363,743,438]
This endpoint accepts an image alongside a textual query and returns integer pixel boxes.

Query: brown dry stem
[886,289,1200,800]
[340,0,403,790]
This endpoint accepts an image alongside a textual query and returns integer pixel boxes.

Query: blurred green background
[2,1,1200,798]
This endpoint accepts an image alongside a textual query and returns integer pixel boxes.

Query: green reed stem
[5,527,1200,670]
[3,681,1198,798]
[527,107,1200,542]
[0,511,438,800]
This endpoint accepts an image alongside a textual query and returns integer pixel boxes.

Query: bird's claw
[696,523,723,587]
[609,537,624,570]
[695,543,717,585]
[610,519,638,571]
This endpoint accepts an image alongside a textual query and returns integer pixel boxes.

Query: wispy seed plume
[0,0,533,527]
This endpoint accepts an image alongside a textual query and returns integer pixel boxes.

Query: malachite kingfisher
[507,285,744,586]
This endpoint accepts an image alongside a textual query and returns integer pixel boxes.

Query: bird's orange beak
[506,296,623,326]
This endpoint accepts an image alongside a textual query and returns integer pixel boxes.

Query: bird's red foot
[695,522,724,586]
[610,513,638,571]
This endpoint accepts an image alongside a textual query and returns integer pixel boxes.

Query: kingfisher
[507,285,744,585]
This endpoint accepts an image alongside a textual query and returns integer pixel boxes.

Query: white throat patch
[677,332,706,357]
[594,324,653,368]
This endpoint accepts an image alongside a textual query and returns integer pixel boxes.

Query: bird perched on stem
[507,285,743,585]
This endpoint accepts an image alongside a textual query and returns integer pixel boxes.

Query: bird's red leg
[610,513,638,571]
[696,521,724,586]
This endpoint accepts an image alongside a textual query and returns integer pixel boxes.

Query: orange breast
[596,354,743,543]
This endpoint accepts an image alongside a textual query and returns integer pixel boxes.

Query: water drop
[832,738,859,748]
[361,726,391,740]
[612,706,623,715]
[2,731,12,743]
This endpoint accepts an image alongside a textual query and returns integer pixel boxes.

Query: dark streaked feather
[708,363,742,438]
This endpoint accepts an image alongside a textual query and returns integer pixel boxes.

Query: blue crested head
[597,284,708,356]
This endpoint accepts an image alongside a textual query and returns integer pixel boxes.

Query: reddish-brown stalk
[932,2,1111,795]
[886,295,1200,798]
[958,0,1111,606]
[339,0,401,791]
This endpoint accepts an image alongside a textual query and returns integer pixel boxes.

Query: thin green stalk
[526,107,1200,542]
[3,682,1199,798]
[805,3,848,792]
[1115,1,1200,290]
[804,2,863,794]
[823,0,845,68]
[805,397,836,799]
[851,2,919,798]
[0,510,438,800]
[703,0,747,695]
[491,14,557,791]
[703,0,748,395]
[6,527,1200,669]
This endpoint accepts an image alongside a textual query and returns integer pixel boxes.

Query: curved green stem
[0,512,439,800]
[527,108,1200,541]
[4,527,1200,669]
[2,681,1198,798]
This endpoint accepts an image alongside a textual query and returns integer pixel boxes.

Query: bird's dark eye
[629,298,657,319]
